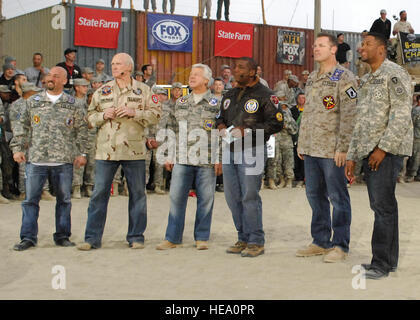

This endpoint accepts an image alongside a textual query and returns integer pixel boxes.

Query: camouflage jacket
[347,59,413,160]
[169,90,221,167]
[10,90,89,163]
[298,64,358,158]
[74,96,97,150]
[276,108,298,148]
[411,105,420,140]
[88,79,162,161]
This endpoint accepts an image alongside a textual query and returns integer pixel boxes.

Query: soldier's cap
[91,76,103,83]
[0,85,11,93]
[21,82,42,93]
[221,64,231,70]
[302,70,310,75]
[134,70,144,77]
[171,82,183,89]
[155,87,168,95]
[284,70,292,75]
[2,63,15,72]
[82,67,94,74]
[73,78,90,86]
[380,9,387,14]
[87,88,95,96]
[96,59,105,64]
[4,56,16,64]
[64,48,77,56]
[288,75,299,83]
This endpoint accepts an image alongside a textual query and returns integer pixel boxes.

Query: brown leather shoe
[156,240,182,250]
[296,244,332,257]
[195,241,209,250]
[241,244,265,257]
[323,247,348,263]
[226,241,247,254]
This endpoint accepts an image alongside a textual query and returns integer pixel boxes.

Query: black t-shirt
[336,43,351,64]
[370,18,392,40]
[56,62,83,88]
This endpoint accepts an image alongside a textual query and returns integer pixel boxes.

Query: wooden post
[198,0,203,18]
[261,0,267,25]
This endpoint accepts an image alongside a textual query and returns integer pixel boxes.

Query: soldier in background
[296,33,357,263]
[0,92,9,204]
[94,59,111,83]
[299,70,310,92]
[346,32,413,279]
[405,95,420,182]
[274,69,291,93]
[10,66,88,251]
[91,76,103,92]
[24,53,50,88]
[78,53,161,251]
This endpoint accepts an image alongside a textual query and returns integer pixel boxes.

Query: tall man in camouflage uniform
[405,95,420,182]
[216,57,285,257]
[156,64,222,251]
[346,33,413,279]
[78,53,161,251]
[296,33,358,262]
[10,67,88,251]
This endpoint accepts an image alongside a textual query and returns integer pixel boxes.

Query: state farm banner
[277,29,305,65]
[399,32,420,63]
[74,7,122,49]
[214,21,253,58]
[147,14,193,52]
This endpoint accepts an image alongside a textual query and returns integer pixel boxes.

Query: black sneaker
[364,268,389,280]
[13,240,35,251]
[55,238,76,247]
[361,263,396,272]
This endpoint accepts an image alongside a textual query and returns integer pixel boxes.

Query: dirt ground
[1,182,420,300]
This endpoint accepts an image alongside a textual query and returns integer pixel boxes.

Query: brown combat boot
[226,241,247,254]
[241,244,265,257]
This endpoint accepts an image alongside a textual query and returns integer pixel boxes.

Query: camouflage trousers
[266,145,295,180]
[0,140,14,188]
[72,151,96,187]
[407,139,420,177]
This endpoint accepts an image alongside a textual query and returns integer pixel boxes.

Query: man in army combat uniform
[346,33,413,279]
[10,67,88,251]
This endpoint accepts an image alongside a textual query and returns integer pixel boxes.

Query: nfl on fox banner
[74,6,122,49]
[276,29,306,65]
[147,13,193,52]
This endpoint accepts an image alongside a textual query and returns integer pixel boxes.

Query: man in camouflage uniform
[72,78,97,199]
[346,33,413,279]
[8,82,54,201]
[299,70,310,92]
[156,64,222,251]
[78,53,161,251]
[296,33,357,263]
[406,95,420,182]
[274,74,299,106]
[153,82,182,194]
[274,69,291,93]
[0,94,9,204]
[10,66,88,251]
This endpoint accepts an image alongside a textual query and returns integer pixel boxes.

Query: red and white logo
[214,21,254,58]
[152,95,159,104]
[74,7,122,49]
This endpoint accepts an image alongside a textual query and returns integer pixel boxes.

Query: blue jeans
[20,163,73,245]
[165,164,216,244]
[363,154,403,273]
[223,148,266,246]
[304,156,351,252]
[84,160,147,248]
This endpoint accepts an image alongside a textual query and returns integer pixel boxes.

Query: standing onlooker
[0,64,16,88]
[111,0,122,8]
[56,48,83,91]
[392,10,415,35]
[296,33,358,263]
[3,56,24,75]
[216,57,285,258]
[162,0,175,14]
[24,53,50,88]
[345,32,413,279]
[290,93,306,187]
[77,53,161,251]
[212,77,224,98]
[94,59,111,83]
[199,0,212,19]
[10,66,88,251]
[405,95,420,182]
[144,0,157,13]
[221,65,233,90]
[257,65,269,88]
[299,70,310,92]
[273,69,292,93]
[141,64,156,88]
[216,0,230,21]
[355,31,372,78]
[370,9,392,40]
[156,64,222,251]
[336,33,351,69]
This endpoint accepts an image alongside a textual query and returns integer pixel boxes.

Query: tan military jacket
[298,64,358,158]
[88,79,161,161]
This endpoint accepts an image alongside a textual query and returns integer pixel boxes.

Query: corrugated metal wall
[63,3,137,74]
[323,29,363,75]
[2,7,63,70]
[136,12,315,88]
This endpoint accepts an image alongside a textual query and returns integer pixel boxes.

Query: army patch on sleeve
[223,99,231,110]
[151,95,159,104]
[209,98,219,106]
[329,69,345,81]
[323,96,336,110]
[244,99,259,113]
[394,86,405,96]
[276,112,283,122]
[391,77,399,84]
[102,86,112,96]
[179,97,187,104]
[270,95,280,106]
[65,117,74,127]
[133,88,142,95]
[33,115,40,124]
[203,119,215,131]
[345,87,357,99]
